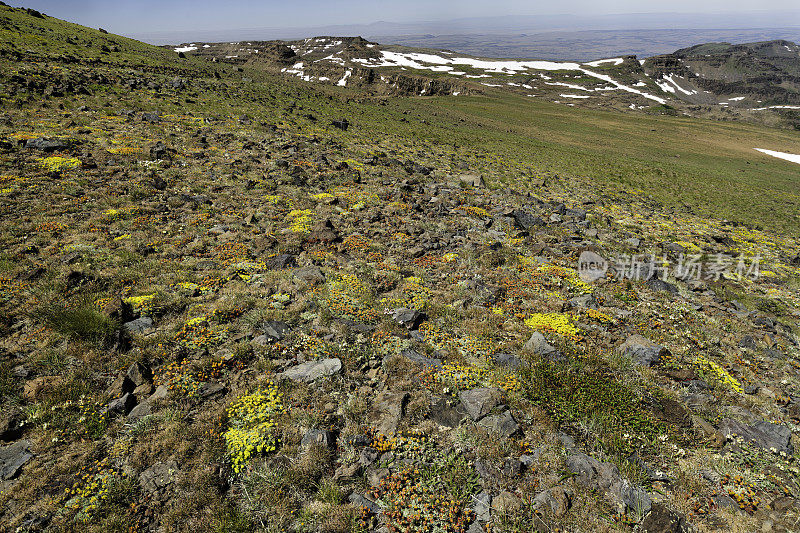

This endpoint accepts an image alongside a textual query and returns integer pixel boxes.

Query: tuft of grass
[314,477,343,504]
[35,297,119,345]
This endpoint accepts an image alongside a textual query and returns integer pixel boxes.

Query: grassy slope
[0,5,203,68]
[3,3,800,235]
[3,7,800,531]
[329,88,800,233]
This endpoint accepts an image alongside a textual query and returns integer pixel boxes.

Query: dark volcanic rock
[24,137,68,152]
[720,418,793,455]
[459,387,503,421]
[0,440,33,481]
[512,209,546,231]
[616,335,669,367]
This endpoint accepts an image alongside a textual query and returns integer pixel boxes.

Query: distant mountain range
[134,11,800,59]
[372,29,800,62]
[169,35,800,128]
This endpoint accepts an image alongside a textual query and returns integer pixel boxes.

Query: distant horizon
[5,1,800,62]
[6,1,800,42]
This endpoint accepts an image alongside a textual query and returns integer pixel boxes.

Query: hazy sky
[8,0,800,35]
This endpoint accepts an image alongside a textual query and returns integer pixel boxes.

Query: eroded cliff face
[644,40,800,106]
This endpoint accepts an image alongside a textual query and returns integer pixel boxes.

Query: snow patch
[584,58,624,67]
[355,50,581,75]
[580,69,667,104]
[656,75,696,96]
[337,70,352,87]
[752,105,800,111]
[560,94,590,99]
[755,148,800,165]
[546,81,591,91]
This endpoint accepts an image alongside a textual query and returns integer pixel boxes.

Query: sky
[8,0,800,36]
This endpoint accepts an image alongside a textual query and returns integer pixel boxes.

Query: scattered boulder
[123,317,154,335]
[348,492,380,514]
[0,409,24,441]
[301,429,335,449]
[149,141,169,160]
[390,308,424,330]
[104,393,136,416]
[253,321,291,344]
[652,398,692,428]
[691,415,726,447]
[492,490,522,515]
[368,391,408,436]
[141,112,161,123]
[139,460,180,494]
[467,522,486,533]
[646,278,679,295]
[308,220,339,244]
[126,402,152,423]
[720,418,793,455]
[522,332,557,357]
[568,293,597,309]
[429,397,467,428]
[493,352,524,369]
[292,266,325,285]
[616,335,668,367]
[23,376,59,402]
[359,447,379,467]
[533,486,572,517]
[472,491,491,522]
[459,387,503,421]
[566,452,651,514]
[0,440,32,480]
[738,335,758,350]
[265,254,296,269]
[458,174,484,188]
[393,348,442,368]
[334,462,361,482]
[278,358,342,382]
[511,209,545,231]
[198,382,226,399]
[478,411,519,437]
[24,137,68,152]
[639,503,689,533]
[126,362,152,387]
[149,385,169,403]
[502,457,523,477]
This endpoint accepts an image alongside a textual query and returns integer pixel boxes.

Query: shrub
[519,360,661,456]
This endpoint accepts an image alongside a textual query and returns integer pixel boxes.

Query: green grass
[5,0,799,233]
[35,298,119,345]
[328,89,800,234]
[519,359,662,458]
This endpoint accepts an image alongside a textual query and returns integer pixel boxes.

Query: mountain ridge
[170,35,800,128]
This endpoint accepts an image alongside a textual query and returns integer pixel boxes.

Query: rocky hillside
[1,4,800,533]
[644,40,800,126]
[173,36,800,127]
